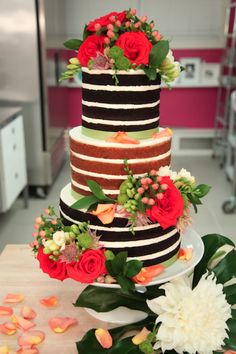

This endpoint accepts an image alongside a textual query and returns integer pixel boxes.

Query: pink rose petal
[18,330,45,346]
[40,296,58,307]
[12,315,35,331]
[0,306,13,316]
[48,317,78,333]
[20,306,37,320]
[16,346,39,354]
[95,328,113,349]
[0,346,11,354]
[4,294,24,303]
[0,322,17,335]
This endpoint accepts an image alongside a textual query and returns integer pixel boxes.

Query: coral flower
[91,204,116,224]
[95,328,113,349]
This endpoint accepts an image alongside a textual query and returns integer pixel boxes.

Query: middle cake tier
[70,126,172,198]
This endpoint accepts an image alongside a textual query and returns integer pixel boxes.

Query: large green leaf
[71,194,98,210]
[87,180,115,202]
[213,249,236,284]
[74,285,151,313]
[149,40,169,68]
[194,184,211,198]
[111,252,128,275]
[192,234,235,288]
[124,260,143,278]
[63,38,83,50]
[109,337,142,354]
[223,284,236,305]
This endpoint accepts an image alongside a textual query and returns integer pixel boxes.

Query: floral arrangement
[71,160,210,233]
[73,234,236,354]
[60,9,181,85]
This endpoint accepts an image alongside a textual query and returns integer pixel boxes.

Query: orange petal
[178,247,193,261]
[40,295,58,307]
[95,328,113,349]
[106,132,140,145]
[16,346,39,354]
[0,322,17,335]
[4,294,24,303]
[152,128,173,139]
[224,352,236,354]
[132,327,151,345]
[12,315,35,331]
[91,204,116,224]
[133,265,164,285]
[0,306,13,316]
[48,317,78,333]
[0,346,11,354]
[18,330,45,346]
[20,306,37,320]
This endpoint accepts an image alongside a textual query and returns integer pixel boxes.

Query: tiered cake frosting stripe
[60,184,181,266]
[82,68,161,133]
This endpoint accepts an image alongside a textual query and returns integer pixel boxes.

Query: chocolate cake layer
[82,119,159,132]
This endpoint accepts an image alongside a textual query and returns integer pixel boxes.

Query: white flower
[147,273,231,354]
[53,230,66,247]
[158,166,177,180]
[177,168,195,184]
[166,49,175,62]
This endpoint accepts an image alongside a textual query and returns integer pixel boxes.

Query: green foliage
[149,40,169,69]
[143,67,158,81]
[63,38,83,50]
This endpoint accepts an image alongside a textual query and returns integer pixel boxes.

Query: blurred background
[0,0,235,251]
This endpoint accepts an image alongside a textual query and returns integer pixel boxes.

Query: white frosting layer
[71,149,171,164]
[82,82,161,92]
[82,99,160,109]
[70,163,146,179]
[70,126,171,148]
[82,115,160,126]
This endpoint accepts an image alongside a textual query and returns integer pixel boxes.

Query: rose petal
[4,294,24,303]
[0,306,13,316]
[20,306,37,320]
[224,352,236,354]
[40,296,58,307]
[16,346,39,354]
[95,328,113,349]
[133,264,165,285]
[12,315,35,331]
[106,132,140,144]
[91,204,116,224]
[48,317,78,333]
[152,127,173,139]
[0,346,11,354]
[178,247,193,261]
[0,322,17,335]
[18,330,45,346]
[132,327,151,345]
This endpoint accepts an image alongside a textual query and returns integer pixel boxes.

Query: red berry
[152,183,159,190]
[140,16,147,23]
[150,169,157,176]
[104,37,110,44]
[137,187,144,194]
[157,193,164,200]
[107,23,114,30]
[130,9,137,16]
[107,30,115,38]
[161,183,168,190]
[157,176,162,182]
[143,185,149,190]
[125,21,131,28]
[148,199,155,205]
[146,178,153,185]
[142,197,149,204]
[150,22,155,29]
[141,178,147,185]
[134,21,141,28]
[115,20,121,27]
[109,15,116,22]
[94,23,101,31]
[153,30,159,36]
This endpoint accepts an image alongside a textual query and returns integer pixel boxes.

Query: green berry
[115,56,131,70]
[43,248,51,254]
[69,232,76,240]
[77,233,93,249]
[127,189,134,198]
[139,340,154,354]
[120,180,129,194]
[127,182,133,189]
[118,193,129,205]
[147,332,156,343]
[105,250,115,261]
[69,57,79,65]
[131,205,137,211]
[70,224,80,234]
[134,193,141,201]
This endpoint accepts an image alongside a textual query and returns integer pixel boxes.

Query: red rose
[87,11,126,32]
[115,31,152,66]
[37,248,68,281]
[146,176,184,229]
[77,35,105,67]
[67,249,106,283]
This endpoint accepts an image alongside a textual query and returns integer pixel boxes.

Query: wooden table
[0,245,110,353]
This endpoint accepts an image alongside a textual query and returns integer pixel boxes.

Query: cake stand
[85,228,204,324]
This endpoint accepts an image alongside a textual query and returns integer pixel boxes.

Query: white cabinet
[0,109,27,212]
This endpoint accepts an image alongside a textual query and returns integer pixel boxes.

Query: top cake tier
[81,68,161,139]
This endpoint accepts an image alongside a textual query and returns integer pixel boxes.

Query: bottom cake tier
[59,183,181,267]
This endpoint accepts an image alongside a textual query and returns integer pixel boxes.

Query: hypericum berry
[105,275,116,284]
[157,193,164,200]
[137,187,145,194]
[51,219,57,225]
[130,8,137,16]
[115,20,121,27]
[34,224,39,230]
[142,197,149,204]
[94,23,101,31]
[107,23,114,30]
[97,276,105,283]
[44,208,50,215]
[32,232,38,238]
[143,185,149,190]
[150,169,157,176]
[39,230,46,237]
[152,30,159,36]
[140,15,147,22]
[35,217,42,224]
[109,15,116,22]
[141,178,147,185]
[152,183,159,190]
[155,32,162,41]
[125,21,131,28]
[148,198,155,205]
[146,178,153,185]
[161,183,168,190]
[104,37,111,45]
[150,22,155,29]
[107,30,115,38]
[157,176,162,182]
[134,21,141,28]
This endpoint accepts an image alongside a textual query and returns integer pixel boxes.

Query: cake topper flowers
[60,9,181,85]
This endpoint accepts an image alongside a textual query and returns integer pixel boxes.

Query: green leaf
[111,252,128,275]
[63,38,83,50]
[193,234,235,288]
[74,286,154,314]
[105,260,116,277]
[187,193,202,205]
[143,67,157,81]
[116,275,135,293]
[194,184,211,198]
[149,40,169,68]
[87,180,115,202]
[70,195,98,210]
[213,249,236,284]
[223,284,236,305]
[109,337,142,354]
[87,201,99,212]
[83,24,89,40]
[124,260,143,278]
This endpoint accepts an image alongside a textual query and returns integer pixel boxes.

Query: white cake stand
[85,228,204,324]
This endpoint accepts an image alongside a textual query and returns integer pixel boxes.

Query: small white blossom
[177,168,195,184]
[53,230,66,247]
[158,166,177,180]
[147,273,231,354]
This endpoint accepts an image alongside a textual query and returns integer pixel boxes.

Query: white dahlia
[176,168,196,184]
[147,274,231,354]
[158,166,177,180]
